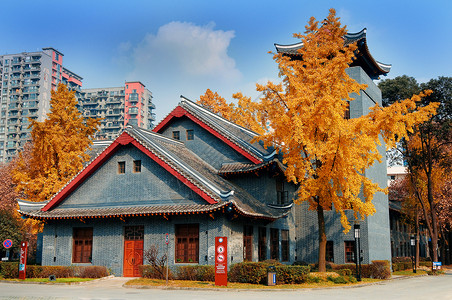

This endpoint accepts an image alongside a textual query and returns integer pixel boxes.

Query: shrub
[228,262,267,284]
[0,262,19,279]
[370,260,391,279]
[229,262,310,284]
[327,275,348,284]
[1,264,109,279]
[175,265,214,281]
[330,264,356,276]
[38,266,74,278]
[392,262,412,271]
[306,275,324,283]
[140,265,173,280]
[309,262,333,272]
[275,265,310,284]
[335,268,352,276]
[77,266,109,278]
[143,245,168,280]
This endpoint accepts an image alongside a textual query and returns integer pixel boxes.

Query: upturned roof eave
[274,28,391,77]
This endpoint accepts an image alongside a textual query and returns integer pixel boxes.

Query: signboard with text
[18,241,28,280]
[433,261,442,270]
[215,237,227,286]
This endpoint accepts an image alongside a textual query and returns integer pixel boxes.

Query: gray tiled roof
[178,98,276,162]
[19,126,290,220]
[219,159,286,176]
[20,203,227,219]
[126,126,289,219]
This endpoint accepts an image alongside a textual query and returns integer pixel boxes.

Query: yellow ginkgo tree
[255,9,438,271]
[198,9,439,272]
[13,84,101,203]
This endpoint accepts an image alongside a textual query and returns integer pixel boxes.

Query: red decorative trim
[42,131,217,211]
[153,106,262,164]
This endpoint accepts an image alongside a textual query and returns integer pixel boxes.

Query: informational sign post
[215,237,227,286]
[433,261,442,270]
[3,239,12,249]
[2,239,12,262]
[19,241,28,280]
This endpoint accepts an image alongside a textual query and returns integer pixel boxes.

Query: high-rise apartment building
[77,81,155,140]
[0,47,82,162]
[1,48,156,162]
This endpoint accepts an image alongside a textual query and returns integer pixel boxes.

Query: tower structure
[275,28,393,264]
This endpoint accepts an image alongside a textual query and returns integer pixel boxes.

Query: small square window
[172,131,180,140]
[118,161,125,174]
[133,160,141,173]
[186,129,194,140]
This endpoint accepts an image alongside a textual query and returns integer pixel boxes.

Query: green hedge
[392,261,432,271]
[176,265,214,281]
[228,262,310,284]
[330,260,391,279]
[0,263,109,279]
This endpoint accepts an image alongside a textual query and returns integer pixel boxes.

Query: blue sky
[2,0,451,122]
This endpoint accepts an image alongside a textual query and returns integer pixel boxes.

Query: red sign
[3,239,12,249]
[215,237,227,286]
[18,241,28,280]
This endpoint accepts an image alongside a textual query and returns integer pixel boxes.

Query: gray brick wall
[159,117,253,169]
[41,213,295,276]
[58,145,206,209]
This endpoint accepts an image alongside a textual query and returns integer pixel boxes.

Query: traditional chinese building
[19,99,296,276]
[19,28,394,275]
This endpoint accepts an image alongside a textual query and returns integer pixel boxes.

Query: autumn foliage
[197,9,439,271]
[198,89,265,134]
[13,84,100,203]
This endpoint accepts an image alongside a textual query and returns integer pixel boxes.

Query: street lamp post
[410,235,416,273]
[354,223,361,281]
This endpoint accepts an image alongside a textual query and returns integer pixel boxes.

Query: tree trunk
[317,203,327,272]
[427,169,439,262]
[415,210,420,268]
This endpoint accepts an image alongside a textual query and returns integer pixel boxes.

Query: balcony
[82,101,99,107]
[107,99,122,105]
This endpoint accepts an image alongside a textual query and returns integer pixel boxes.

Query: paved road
[1,272,451,300]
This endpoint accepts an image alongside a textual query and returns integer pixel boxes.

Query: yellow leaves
[197,89,266,135]
[13,84,101,202]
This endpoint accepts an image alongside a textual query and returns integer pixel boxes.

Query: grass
[392,270,428,276]
[125,277,380,289]
[0,277,94,283]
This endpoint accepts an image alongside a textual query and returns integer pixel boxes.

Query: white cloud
[122,21,241,82]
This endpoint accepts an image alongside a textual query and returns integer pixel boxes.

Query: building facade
[76,81,155,140]
[0,48,82,162]
[19,101,296,276]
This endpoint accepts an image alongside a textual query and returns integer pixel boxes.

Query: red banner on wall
[215,237,227,286]
[19,241,28,280]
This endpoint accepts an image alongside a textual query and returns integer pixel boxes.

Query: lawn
[392,270,428,276]
[0,277,94,283]
[125,278,381,289]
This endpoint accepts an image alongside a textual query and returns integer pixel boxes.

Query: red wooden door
[123,240,143,277]
[123,226,144,277]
